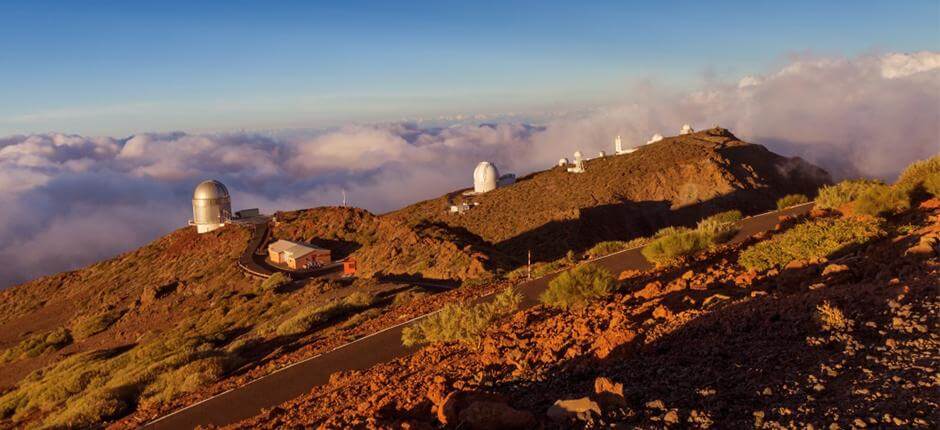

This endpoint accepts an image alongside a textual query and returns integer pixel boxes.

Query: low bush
[739,217,883,271]
[642,229,711,266]
[1,328,73,363]
[816,301,848,331]
[896,155,940,189]
[401,287,521,347]
[258,272,290,293]
[540,265,615,309]
[276,292,376,336]
[0,327,239,427]
[776,194,809,209]
[696,210,743,243]
[924,172,940,198]
[853,184,911,217]
[585,241,627,259]
[71,309,124,340]
[816,179,883,210]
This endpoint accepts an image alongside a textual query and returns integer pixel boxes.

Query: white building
[567,151,586,173]
[558,157,569,167]
[680,124,694,135]
[615,135,637,154]
[190,180,232,234]
[473,161,499,193]
[646,133,664,145]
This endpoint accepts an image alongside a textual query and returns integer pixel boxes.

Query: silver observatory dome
[192,180,232,233]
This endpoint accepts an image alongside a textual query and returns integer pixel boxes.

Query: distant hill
[390,127,831,262]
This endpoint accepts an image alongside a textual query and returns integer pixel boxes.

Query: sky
[1,0,938,136]
[0,1,938,288]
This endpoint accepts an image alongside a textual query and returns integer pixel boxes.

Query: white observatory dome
[558,158,569,167]
[646,133,664,144]
[598,151,606,158]
[680,124,694,135]
[192,180,232,233]
[473,161,499,193]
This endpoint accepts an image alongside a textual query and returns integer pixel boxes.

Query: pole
[527,249,531,280]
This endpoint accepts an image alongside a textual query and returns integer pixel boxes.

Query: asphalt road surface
[145,202,813,429]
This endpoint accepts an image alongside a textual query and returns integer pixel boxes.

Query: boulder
[652,305,672,320]
[437,390,507,426]
[457,400,536,430]
[547,397,602,422]
[594,377,626,408]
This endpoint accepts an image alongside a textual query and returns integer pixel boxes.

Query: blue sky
[0,0,937,136]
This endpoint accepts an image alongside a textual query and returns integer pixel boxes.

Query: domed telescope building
[191,179,232,233]
[473,161,499,193]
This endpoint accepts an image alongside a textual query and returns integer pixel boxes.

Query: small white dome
[558,158,569,166]
[598,151,606,158]
[680,124,694,135]
[646,134,664,144]
[473,161,499,193]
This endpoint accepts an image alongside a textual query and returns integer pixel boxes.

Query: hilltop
[390,127,830,262]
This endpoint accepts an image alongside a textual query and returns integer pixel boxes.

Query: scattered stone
[645,399,666,411]
[652,304,672,319]
[457,400,536,430]
[822,264,849,276]
[594,377,626,408]
[663,409,679,424]
[547,397,601,422]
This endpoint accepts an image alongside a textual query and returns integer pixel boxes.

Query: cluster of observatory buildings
[189,124,698,260]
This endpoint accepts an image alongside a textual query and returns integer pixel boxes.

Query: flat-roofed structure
[267,239,331,269]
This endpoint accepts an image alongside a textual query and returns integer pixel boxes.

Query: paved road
[145,203,813,429]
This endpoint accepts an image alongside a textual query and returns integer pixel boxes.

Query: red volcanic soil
[227,202,939,429]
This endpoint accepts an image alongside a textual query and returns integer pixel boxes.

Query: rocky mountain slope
[0,127,833,428]
[227,199,939,429]
[390,127,830,262]
[272,207,508,281]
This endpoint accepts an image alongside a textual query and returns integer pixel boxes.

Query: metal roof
[268,239,328,259]
[193,180,230,200]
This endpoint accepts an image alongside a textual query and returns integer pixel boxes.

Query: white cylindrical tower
[473,161,499,193]
[192,180,232,233]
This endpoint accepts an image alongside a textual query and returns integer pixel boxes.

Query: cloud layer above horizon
[1,52,937,288]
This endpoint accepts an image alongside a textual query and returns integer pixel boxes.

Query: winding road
[145,202,814,429]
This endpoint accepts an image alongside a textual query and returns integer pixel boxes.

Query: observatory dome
[646,134,664,144]
[680,124,694,135]
[192,180,232,233]
[473,162,500,193]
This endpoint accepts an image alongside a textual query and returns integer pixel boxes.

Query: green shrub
[776,194,809,209]
[853,184,911,217]
[739,217,883,271]
[896,155,940,189]
[1,328,73,362]
[816,179,883,210]
[924,172,940,198]
[276,292,376,336]
[259,272,290,293]
[696,210,743,243]
[642,229,711,266]
[585,241,628,259]
[540,265,615,309]
[401,287,521,347]
[71,310,123,340]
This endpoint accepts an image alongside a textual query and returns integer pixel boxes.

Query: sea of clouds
[1,51,937,288]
